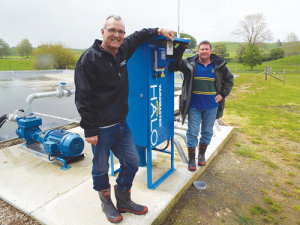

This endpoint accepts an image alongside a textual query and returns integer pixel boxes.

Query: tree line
[0,38,34,59]
[231,13,300,70]
[0,38,76,69]
[1,13,300,71]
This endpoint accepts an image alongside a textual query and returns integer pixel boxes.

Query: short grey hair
[103,15,124,28]
[198,40,212,49]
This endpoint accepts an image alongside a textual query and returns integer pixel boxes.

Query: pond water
[0,71,183,142]
[0,75,80,141]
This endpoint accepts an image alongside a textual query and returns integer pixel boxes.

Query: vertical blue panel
[127,43,149,146]
[127,39,174,149]
[147,39,174,149]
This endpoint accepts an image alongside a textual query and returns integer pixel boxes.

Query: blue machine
[110,36,190,189]
[15,116,84,170]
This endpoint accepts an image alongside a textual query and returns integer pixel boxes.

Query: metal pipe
[25,89,75,115]
[33,112,80,123]
[174,137,187,164]
[174,130,187,143]
[214,120,222,131]
[174,123,188,131]
[177,0,180,38]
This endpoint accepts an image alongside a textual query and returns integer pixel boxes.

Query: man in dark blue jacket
[74,15,174,223]
[170,40,234,172]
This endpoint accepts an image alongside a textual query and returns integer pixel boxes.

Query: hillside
[211,42,284,60]
[267,54,300,65]
[1,42,299,73]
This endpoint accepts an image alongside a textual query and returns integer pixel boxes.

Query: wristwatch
[157,28,161,35]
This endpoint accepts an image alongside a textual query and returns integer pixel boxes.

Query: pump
[1,82,84,170]
[12,114,84,170]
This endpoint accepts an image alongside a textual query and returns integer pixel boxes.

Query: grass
[0,57,34,71]
[281,190,292,197]
[233,145,279,169]
[0,49,84,71]
[250,204,270,215]
[264,196,275,205]
[233,145,261,159]
[261,188,269,194]
[285,180,294,185]
[233,214,256,225]
[225,73,300,142]
[269,202,282,213]
[223,60,300,224]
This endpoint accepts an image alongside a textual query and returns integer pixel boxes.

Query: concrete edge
[151,127,234,225]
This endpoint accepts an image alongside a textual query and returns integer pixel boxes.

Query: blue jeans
[186,107,218,148]
[91,121,140,191]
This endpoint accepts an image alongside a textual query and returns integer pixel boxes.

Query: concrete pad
[0,125,233,225]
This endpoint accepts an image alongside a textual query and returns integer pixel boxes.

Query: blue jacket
[169,46,234,124]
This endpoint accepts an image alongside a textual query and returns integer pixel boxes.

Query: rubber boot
[114,185,148,214]
[188,147,196,171]
[198,143,208,166]
[98,187,123,223]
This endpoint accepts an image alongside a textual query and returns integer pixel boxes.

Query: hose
[174,111,180,117]
[153,139,170,151]
[0,114,8,128]
[48,154,56,161]
[0,109,24,129]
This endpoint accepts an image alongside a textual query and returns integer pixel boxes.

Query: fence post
[264,66,268,80]
[283,68,286,84]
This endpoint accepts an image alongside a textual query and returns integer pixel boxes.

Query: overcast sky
[1,0,299,49]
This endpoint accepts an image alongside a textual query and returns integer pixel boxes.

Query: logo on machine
[150,84,162,146]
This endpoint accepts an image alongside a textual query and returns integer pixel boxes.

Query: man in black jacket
[74,15,174,223]
[170,40,234,172]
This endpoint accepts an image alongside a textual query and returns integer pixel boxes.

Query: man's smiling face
[197,44,213,63]
[101,18,125,52]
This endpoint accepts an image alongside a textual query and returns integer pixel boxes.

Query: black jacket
[74,28,158,137]
[169,46,234,124]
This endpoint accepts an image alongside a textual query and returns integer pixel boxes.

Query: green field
[182,41,285,62]
[0,57,34,71]
[0,43,299,72]
[227,54,300,74]
[225,72,300,142]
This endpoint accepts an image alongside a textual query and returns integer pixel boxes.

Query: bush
[242,42,263,70]
[270,48,285,60]
[33,42,76,70]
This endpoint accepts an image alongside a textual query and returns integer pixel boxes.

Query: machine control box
[154,46,167,72]
[155,46,167,69]
[127,36,190,149]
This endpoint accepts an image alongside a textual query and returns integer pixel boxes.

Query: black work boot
[188,147,196,171]
[198,143,208,166]
[98,186,123,223]
[114,185,148,214]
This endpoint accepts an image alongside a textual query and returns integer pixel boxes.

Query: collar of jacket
[186,53,226,69]
[92,39,124,57]
[93,39,103,52]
